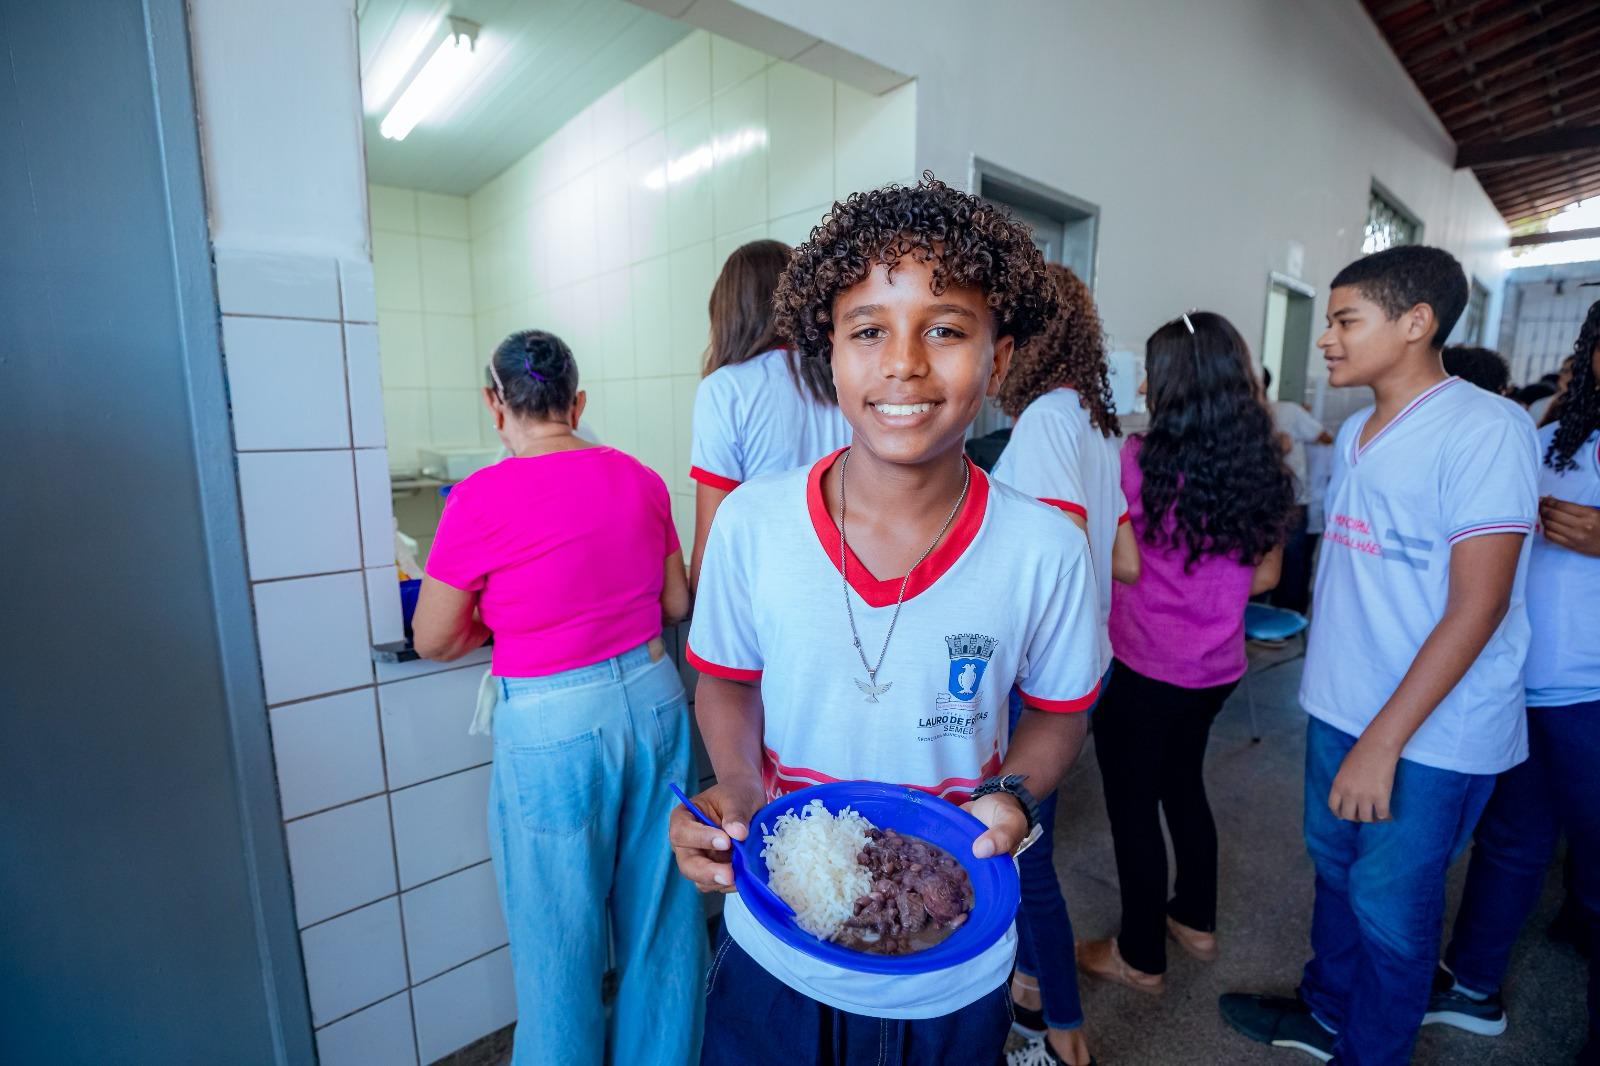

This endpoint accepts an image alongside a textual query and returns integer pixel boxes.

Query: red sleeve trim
[689,466,741,492]
[1018,677,1101,714]
[685,643,762,682]
[1040,498,1088,519]
[1117,508,1131,526]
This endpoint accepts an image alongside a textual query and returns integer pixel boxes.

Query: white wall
[188,0,369,258]
[727,0,1510,427]
[373,29,915,551]
[367,186,481,474]
[188,3,515,1063]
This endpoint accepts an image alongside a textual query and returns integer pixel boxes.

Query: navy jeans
[1298,717,1494,1066]
[1445,699,1600,1058]
[701,927,1011,1066]
[1009,685,1093,1030]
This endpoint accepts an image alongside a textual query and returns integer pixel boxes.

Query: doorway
[969,158,1102,437]
[1262,272,1317,405]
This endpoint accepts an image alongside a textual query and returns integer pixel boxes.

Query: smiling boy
[1221,245,1539,1065]
[667,176,1103,1066]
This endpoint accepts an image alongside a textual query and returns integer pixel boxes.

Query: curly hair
[1136,311,1295,568]
[1442,344,1511,396]
[773,173,1057,369]
[997,263,1118,435]
[1546,298,1600,472]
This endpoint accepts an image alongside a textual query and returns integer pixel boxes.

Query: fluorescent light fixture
[643,127,768,190]
[380,18,480,142]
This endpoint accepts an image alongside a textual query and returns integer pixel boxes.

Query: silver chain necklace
[838,449,970,703]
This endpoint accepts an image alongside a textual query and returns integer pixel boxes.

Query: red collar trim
[805,447,990,608]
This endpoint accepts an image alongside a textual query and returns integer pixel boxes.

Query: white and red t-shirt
[688,348,852,491]
[1525,422,1600,708]
[688,448,1102,1017]
[992,386,1128,672]
[1300,378,1540,774]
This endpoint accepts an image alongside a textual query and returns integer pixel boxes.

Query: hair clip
[488,362,507,396]
[1181,312,1196,335]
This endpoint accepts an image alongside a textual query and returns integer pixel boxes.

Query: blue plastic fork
[669,783,795,919]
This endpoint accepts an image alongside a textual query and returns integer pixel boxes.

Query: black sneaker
[1004,1036,1097,1066]
[1219,993,1335,1061]
[1011,999,1046,1040]
[1422,965,1507,1036]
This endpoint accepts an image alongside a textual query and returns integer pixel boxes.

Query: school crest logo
[945,633,997,701]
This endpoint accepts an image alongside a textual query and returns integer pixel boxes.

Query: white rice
[758,799,876,940]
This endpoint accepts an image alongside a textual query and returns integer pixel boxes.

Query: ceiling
[357,0,688,196]
[1361,0,1600,225]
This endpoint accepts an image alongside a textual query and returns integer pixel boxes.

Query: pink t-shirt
[425,446,678,677]
[1108,435,1254,688]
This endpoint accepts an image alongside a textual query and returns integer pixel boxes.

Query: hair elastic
[523,356,545,382]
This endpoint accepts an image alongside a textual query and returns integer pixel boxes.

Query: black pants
[1267,505,1313,614]
[1093,658,1240,974]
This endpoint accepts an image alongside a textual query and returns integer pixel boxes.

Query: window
[1459,278,1489,345]
[1362,184,1421,254]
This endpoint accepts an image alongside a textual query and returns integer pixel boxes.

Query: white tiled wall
[369,29,916,551]
[217,250,510,1062]
[369,186,483,474]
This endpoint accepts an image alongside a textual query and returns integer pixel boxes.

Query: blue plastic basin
[738,781,1020,975]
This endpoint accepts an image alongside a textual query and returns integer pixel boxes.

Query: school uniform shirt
[1272,400,1328,506]
[688,348,852,490]
[1525,423,1600,707]
[992,386,1128,672]
[688,448,1103,1019]
[1299,378,1540,775]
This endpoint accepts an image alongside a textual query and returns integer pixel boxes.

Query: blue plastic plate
[738,781,1020,975]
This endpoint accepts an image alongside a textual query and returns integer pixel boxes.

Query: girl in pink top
[413,330,706,1066]
[1077,312,1294,995]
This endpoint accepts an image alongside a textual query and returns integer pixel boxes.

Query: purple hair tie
[523,356,545,382]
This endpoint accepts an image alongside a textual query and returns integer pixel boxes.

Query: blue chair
[1242,604,1309,742]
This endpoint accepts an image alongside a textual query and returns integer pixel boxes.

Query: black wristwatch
[970,773,1040,832]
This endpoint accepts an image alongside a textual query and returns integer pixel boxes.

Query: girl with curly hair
[1433,299,1600,1054]
[669,175,1103,1066]
[688,239,850,589]
[992,263,1137,1066]
[1076,311,1293,997]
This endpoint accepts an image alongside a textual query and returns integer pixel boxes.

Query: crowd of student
[409,174,1600,1066]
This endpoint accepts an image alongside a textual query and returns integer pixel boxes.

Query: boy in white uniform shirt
[669,176,1103,1066]
[1428,302,1600,1059]
[1222,246,1540,1066]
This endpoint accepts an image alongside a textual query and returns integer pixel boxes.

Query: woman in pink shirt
[413,330,705,1066]
[1076,312,1294,995]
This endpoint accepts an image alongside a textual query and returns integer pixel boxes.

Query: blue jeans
[1445,700,1600,1055]
[489,642,707,1066]
[1009,683,1100,1030]
[1298,717,1494,1066]
[702,925,1011,1065]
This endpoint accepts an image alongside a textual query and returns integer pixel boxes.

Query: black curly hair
[485,329,578,419]
[1546,298,1600,472]
[1331,245,1468,349]
[773,173,1057,368]
[1137,311,1296,568]
[997,263,1119,435]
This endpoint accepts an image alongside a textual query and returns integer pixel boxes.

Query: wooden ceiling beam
[1508,226,1600,247]
[1414,4,1596,83]
[1425,17,1600,97]
[1440,49,1600,123]
[1459,83,1600,142]
[1385,0,1494,46]
[1402,0,1560,67]
[1504,182,1600,219]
